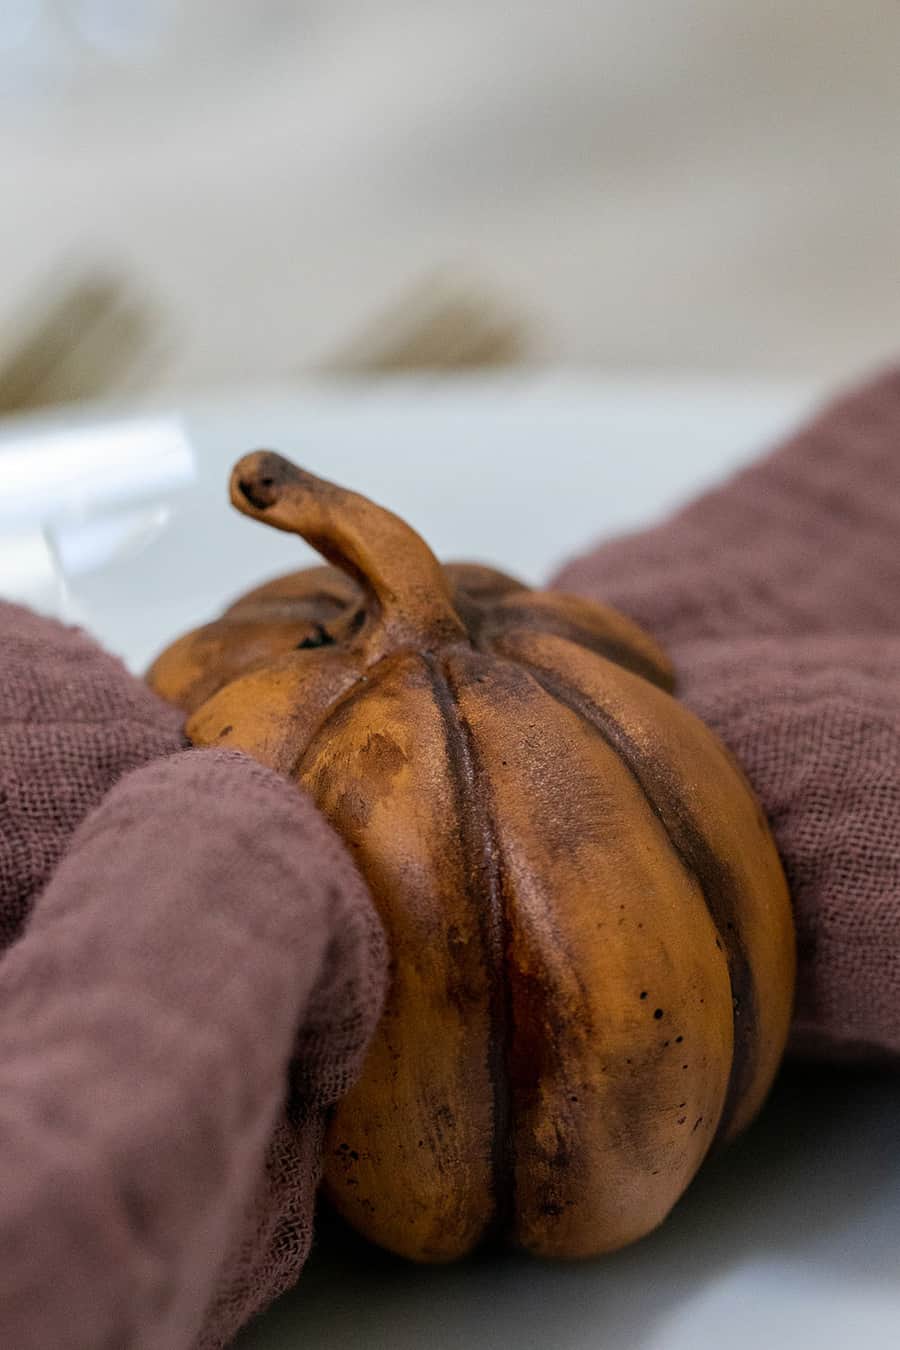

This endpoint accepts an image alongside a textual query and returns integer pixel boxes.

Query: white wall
[2,1,899,390]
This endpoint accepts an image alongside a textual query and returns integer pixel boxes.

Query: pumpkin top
[148,449,674,716]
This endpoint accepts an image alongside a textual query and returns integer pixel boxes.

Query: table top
[237,1065,900,1350]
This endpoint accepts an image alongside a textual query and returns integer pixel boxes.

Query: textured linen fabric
[0,604,387,1349]
[0,599,187,946]
[554,366,900,1060]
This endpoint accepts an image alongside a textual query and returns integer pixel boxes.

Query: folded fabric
[0,603,387,1349]
[553,366,900,1060]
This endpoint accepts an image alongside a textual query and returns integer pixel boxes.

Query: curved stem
[230,451,466,649]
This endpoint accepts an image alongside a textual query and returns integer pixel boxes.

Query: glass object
[0,414,195,650]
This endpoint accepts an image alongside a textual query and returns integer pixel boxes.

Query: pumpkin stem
[230,451,466,649]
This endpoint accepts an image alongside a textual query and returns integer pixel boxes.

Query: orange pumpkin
[148,451,795,1263]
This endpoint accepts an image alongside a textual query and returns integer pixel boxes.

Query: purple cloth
[0,605,387,1348]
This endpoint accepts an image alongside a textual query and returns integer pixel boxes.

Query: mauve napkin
[0,604,387,1349]
[0,366,898,1349]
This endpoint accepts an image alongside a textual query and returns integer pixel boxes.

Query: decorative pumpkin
[147,451,795,1264]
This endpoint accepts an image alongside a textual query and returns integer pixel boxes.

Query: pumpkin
[147,450,795,1263]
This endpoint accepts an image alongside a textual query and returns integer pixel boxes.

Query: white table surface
[238,1066,900,1350]
[0,371,827,672]
[3,372,898,1349]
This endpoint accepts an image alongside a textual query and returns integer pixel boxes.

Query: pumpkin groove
[423,652,516,1247]
[513,656,758,1144]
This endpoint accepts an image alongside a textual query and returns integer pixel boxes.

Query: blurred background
[2,0,900,404]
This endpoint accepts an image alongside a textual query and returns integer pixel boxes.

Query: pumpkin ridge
[422,651,515,1248]
[481,606,673,691]
[289,651,415,782]
[511,660,759,1146]
[223,593,352,622]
